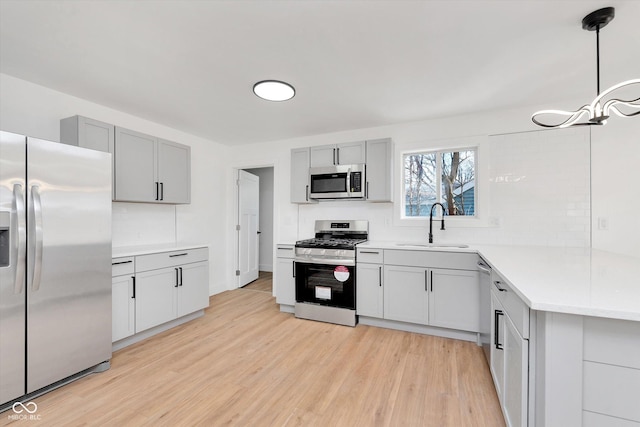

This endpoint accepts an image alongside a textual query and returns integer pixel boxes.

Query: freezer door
[0,131,27,405]
[26,137,112,393]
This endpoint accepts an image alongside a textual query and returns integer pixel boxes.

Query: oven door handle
[294,257,355,267]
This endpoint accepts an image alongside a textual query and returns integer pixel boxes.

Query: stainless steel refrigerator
[0,130,112,408]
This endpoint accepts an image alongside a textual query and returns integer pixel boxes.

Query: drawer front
[135,247,208,272]
[491,276,529,339]
[357,248,384,264]
[583,411,639,427]
[584,317,640,369]
[276,245,295,259]
[384,249,477,270]
[112,257,135,276]
[583,361,640,422]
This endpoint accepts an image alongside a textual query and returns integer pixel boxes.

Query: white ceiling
[1,0,639,145]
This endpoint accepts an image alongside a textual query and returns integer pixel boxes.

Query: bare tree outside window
[404,149,476,217]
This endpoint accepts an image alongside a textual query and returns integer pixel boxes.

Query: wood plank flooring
[242,271,273,293]
[1,287,505,427]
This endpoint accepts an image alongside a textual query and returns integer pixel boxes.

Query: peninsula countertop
[358,242,640,322]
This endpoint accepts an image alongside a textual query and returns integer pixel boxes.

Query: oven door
[295,261,355,309]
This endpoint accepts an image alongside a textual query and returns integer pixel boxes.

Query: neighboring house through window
[403,148,476,218]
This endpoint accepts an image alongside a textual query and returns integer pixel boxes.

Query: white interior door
[238,170,260,286]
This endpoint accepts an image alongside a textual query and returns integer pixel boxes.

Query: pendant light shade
[532,8,640,128]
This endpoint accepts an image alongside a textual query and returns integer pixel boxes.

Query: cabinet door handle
[131,276,136,299]
[430,271,433,292]
[493,280,507,292]
[112,260,133,265]
[305,185,309,202]
[179,267,183,286]
[332,148,336,165]
[175,268,179,287]
[155,182,159,200]
[160,182,164,201]
[169,253,188,257]
[379,266,382,287]
[366,181,369,199]
[336,147,340,164]
[425,270,428,291]
[494,310,504,350]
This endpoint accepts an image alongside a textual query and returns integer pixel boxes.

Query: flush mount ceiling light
[253,80,295,102]
[532,7,640,128]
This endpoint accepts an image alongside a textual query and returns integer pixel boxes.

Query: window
[403,148,476,217]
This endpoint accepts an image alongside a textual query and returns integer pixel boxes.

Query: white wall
[0,73,232,295]
[245,167,274,272]
[227,103,638,259]
[591,118,640,258]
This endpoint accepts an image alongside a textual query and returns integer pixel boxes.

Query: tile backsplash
[112,202,176,247]
[487,127,590,246]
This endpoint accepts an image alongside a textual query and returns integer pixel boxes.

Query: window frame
[401,146,478,220]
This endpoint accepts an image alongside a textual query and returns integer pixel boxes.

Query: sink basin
[395,243,469,248]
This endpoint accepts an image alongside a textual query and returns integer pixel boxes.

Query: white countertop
[113,242,208,258]
[360,241,640,322]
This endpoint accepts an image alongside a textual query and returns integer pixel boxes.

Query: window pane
[441,150,475,216]
[404,153,437,217]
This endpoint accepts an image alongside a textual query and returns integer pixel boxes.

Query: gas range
[294,220,368,263]
[294,220,368,327]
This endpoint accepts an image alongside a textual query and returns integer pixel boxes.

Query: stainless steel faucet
[429,203,446,243]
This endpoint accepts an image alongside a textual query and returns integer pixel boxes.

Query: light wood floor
[242,271,273,293]
[2,288,505,427]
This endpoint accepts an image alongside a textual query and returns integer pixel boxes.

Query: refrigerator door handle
[13,184,27,295]
[29,185,44,292]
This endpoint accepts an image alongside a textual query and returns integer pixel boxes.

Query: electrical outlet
[597,217,608,230]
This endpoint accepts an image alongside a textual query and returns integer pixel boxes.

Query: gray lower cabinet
[490,273,529,427]
[384,265,429,324]
[135,261,208,333]
[112,257,136,342]
[112,247,209,345]
[275,245,296,306]
[429,268,480,331]
[356,262,384,317]
[367,249,480,332]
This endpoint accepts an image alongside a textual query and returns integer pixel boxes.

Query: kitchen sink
[395,243,469,248]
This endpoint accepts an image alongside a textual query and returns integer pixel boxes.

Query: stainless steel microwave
[309,164,365,199]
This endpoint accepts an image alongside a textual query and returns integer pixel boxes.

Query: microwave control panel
[350,171,362,192]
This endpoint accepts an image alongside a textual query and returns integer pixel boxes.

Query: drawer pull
[494,310,504,350]
[112,260,133,265]
[359,251,380,254]
[493,280,507,292]
[278,247,293,250]
[169,253,188,258]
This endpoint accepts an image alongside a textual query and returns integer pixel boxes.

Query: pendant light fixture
[253,80,295,102]
[531,7,640,128]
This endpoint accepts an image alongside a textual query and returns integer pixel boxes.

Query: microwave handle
[346,167,352,196]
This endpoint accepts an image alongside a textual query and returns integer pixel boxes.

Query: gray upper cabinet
[310,141,366,167]
[60,116,191,204]
[114,127,191,204]
[157,139,190,204]
[115,127,158,202]
[60,115,115,154]
[60,115,116,199]
[290,147,315,203]
[365,138,393,202]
